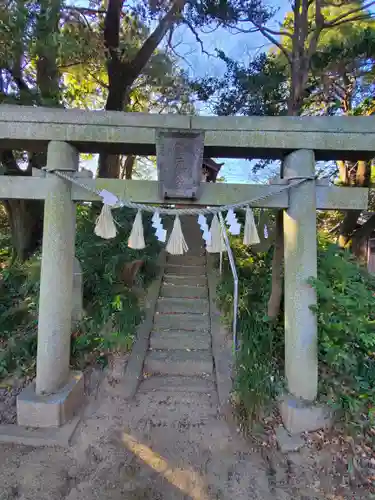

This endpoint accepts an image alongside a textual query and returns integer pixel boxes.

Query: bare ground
[1,368,373,500]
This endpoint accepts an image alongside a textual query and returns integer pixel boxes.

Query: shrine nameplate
[156,130,205,200]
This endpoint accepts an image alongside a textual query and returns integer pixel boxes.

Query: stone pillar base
[17,371,84,428]
[280,395,332,434]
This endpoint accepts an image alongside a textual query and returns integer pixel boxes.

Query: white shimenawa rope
[53,170,315,217]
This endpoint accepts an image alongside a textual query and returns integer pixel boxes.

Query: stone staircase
[143,215,215,385]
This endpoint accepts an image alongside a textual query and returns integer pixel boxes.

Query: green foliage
[0,205,161,378]
[218,235,375,435]
[217,237,284,423]
[310,240,375,431]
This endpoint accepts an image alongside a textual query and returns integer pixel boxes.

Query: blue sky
[169,0,291,183]
[82,1,291,182]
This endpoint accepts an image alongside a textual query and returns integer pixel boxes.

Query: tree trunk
[338,160,371,248]
[3,199,44,261]
[1,151,45,261]
[124,155,136,179]
[267,210,284,319]
[98,153,121,179]
[98,0,185,178]
[1,0,61,260]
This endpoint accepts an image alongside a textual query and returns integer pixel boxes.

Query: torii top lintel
[0,105,375,161]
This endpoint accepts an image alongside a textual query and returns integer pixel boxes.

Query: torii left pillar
[17,141,84,428]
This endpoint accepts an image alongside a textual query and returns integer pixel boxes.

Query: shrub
[311,240,375,431]
[0,205,161,378]
[217,235,375,434]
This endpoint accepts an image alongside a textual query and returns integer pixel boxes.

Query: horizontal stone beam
[0,176,51,199]
[0,177,370,210]
[1,105,375,160]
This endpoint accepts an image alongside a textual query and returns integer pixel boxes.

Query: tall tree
[0,0,272,258]
[0,0,61,260]
[194,0,375,318]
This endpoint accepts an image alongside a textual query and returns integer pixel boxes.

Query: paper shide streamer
[128,210,146,249]
[243,206,260,245]
[197,214,212,246]
[166,215,189,255]
[152,211,167,243]
[206,214,226,253]
[94,189,119,239]
[93,188,260,252]
[225,209,241,235]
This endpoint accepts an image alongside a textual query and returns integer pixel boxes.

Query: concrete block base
[0,416,80,448]
[280,396,332,434]
[275,426,305,453]
[17,371,84,428]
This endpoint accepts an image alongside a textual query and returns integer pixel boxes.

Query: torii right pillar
[281,149,330,434]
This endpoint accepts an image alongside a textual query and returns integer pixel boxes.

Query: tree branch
[64,6,107,15]
[324,1,375,27]
[254,25,293,38]
[104,0,123,53]
[326,13,375,28]
[183,19,210,55]
[251,21,292,65]
[2,67,42,105]
[127,0,186,82]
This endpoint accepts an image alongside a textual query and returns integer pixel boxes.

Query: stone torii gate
[0,106,372,435]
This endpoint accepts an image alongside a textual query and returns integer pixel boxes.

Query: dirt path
[0,371,296,500]
[1,367,372,499]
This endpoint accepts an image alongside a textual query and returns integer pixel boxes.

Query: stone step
[144,350,213,376]
[150,330,211,350]
[160,284,208,299]
[167,255,206,266]
[153,313,210,331]
[132,390,218,423]
[135,390,218,409]
[156,298,209,314]
[163,275,207,287]
[165,264,206,277]
[139,376,215,393]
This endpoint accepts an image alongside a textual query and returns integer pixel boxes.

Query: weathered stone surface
[156,130,204,200]
[275,427,305,453]
[139,376,215,393]
[131,390,218,423]
[2,177,369,212]
[283,150,317,401]
[280,397,332,434]
[160,284,208,299]
[153,313,210,331]
[145,350,213,376]
[207,259,233,408]
[165,264,207,276]
[2,106,375,161]
[150,330,211,350]
[0,416,81,447]
[35,141,78,396]
[167,255,206,266]
[163,275,207,287]
[72,257,83,324]
[17,371,84,428]
[122,266,165,400]
[156,297,209,314]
